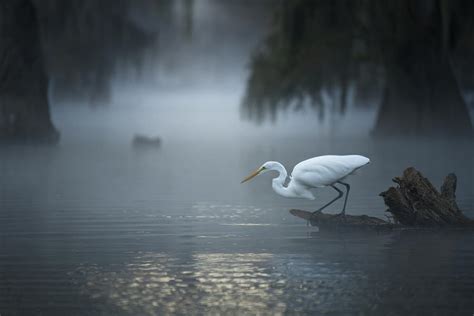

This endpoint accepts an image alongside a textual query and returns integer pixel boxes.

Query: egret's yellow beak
[241,167,265,183]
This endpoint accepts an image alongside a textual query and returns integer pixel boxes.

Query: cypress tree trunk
[0,0,59,143]
[373,54,472,137]
[372,0,473,138]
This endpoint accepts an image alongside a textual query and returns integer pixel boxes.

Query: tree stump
[380,167,472,226]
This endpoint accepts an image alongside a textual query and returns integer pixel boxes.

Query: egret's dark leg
[308,185,344,225]
[337,181,350,215]
[313,185,343,214]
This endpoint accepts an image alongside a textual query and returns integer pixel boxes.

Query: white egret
[241,155,370,216]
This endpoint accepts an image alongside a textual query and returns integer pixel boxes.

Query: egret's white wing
[291,155,370,188]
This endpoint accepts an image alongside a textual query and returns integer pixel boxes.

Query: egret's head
[241,162,274,183]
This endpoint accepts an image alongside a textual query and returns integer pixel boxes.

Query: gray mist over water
[1,1,474,315]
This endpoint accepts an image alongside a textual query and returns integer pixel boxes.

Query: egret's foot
[307,211,319,226]
[337,211,346,221]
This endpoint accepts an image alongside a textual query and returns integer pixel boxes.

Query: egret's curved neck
[269,162,295,198]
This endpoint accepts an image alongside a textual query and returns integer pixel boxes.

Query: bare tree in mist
[35,0,169,106]
[243,0,474,137]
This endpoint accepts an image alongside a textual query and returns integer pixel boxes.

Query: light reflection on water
[75,253,287,315]
[70,229,474,315]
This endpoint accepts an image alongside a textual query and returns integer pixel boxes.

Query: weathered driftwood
[290,167,473,230]
[380,167,472,226]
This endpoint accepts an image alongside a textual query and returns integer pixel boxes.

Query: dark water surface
[0,134,473,315]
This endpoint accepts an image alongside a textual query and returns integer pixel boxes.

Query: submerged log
[132,134,161,148]
[290,167,473,230]
[290,209,395,231]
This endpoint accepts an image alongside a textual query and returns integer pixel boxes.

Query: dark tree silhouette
[0,0,59,143]
[243,0,474,137]
[371,1,472,137]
